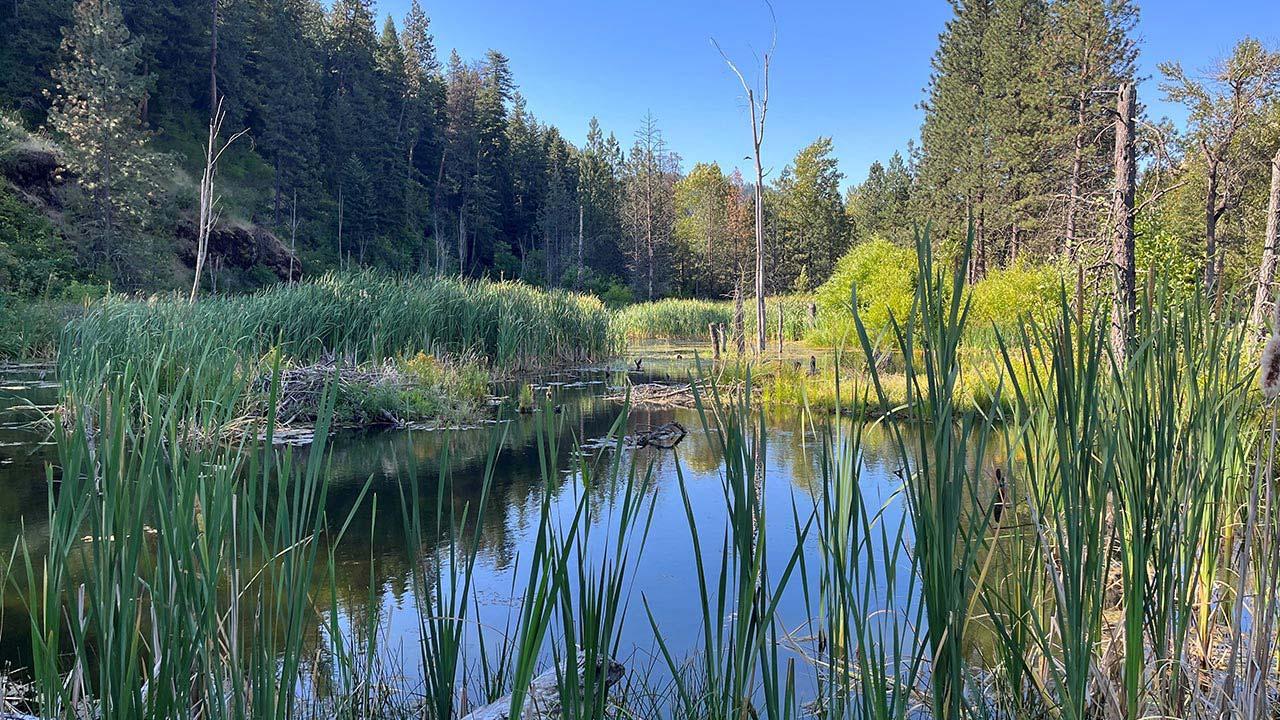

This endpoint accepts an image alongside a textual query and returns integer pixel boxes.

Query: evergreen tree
[399,0,445,269]
[673,161,730,295]
[0,0,73,122]
[622,112,678,300]
[984,0,1052,263]
[917,0,995,280]
[242,0,322,228]
[1042,0,1138,258]
[578,117,625,283]
[847,151,913,242]
[47,0,159,279]
[773,137,848,289]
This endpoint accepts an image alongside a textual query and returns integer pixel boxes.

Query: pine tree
[1161,37,1280,295]
[773,137,848,289]
[984,0,1052,263]
[242,0,322,228]
[0,0,73,122]
[1042,0,1138,259]
[673,162,730,295]
[917,0,995,279]
[47,0,159,277]
[622,112,678,300]
[400,0,445,270]
[578,117,625,283]
[847,151,913,243]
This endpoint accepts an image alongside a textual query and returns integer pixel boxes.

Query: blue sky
[381,0,1280,188]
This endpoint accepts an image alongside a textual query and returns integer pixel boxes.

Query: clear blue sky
[380,0,1280,188]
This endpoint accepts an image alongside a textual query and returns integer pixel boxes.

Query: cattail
[1262,333,1280,401]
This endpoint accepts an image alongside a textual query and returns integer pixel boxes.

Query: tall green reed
[647,370,806,720]
[851,226,995,719]
[20,352,368,720]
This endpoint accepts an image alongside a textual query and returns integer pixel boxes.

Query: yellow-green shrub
[809,237,916,345]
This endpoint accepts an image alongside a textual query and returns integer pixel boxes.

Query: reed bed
[614,296,812,342]
[61,270,619,376]
[9,228,1280,720]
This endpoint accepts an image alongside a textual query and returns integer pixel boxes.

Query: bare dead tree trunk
[191,97,246,302]
[715,15,774,355]
[577,203,584,288]
[1250,147,1280,334]
[1110,82,1137,361]
[337,188,344,268]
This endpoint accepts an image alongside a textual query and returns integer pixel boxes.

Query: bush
[967,261,1064,342]
[809,237,916,345]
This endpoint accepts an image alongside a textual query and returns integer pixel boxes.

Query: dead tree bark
[191,97,247,302]
[1250,147,1280,335]
[1110,82,1137,361]
[715,13,774,355]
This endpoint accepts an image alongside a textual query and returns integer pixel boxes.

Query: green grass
[64,270,619,372]
[54,270,618,430]
[614,295,813,342]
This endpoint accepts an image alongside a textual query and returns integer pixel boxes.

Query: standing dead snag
[714,3,774,355]
[1110,82,1136,362]
[191,96,248,302]
[1250,147,1280,336]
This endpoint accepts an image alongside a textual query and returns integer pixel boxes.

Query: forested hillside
[1,0,1278,321]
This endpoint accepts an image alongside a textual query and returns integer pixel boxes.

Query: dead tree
[1251,147,1280,335]
[191,96,247,301]
[714,4,774,355]
[1110,82,1137,361]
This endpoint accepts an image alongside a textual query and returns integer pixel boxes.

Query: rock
[0,143,64,205]
[175,217,299,281]
[459,657,624,720]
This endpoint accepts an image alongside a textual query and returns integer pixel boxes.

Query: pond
[0,348,921,701]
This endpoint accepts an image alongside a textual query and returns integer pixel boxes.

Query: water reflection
[0,363,921,692]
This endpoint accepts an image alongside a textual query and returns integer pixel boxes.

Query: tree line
[1,0,1278,320]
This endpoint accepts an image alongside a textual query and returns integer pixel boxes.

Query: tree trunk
[1065,98,1086,260]
[754,159,766,354]
[1205,159,1221,295]
[577,203,584,288]
[733,281,745,355]
[1250,147,1280,335]
[457,206,467,276]
[209,0,218,111]
[1110,82,1137,361]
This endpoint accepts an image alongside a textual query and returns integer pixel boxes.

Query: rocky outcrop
[0,143,63,205]
[175,218,299,281]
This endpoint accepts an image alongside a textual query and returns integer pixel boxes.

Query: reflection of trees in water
[315,382,661,618]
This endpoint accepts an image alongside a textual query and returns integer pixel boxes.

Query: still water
[0,353,918,694]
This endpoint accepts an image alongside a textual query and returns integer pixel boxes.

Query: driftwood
[459,657,624,720]
[630,421,687,449]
